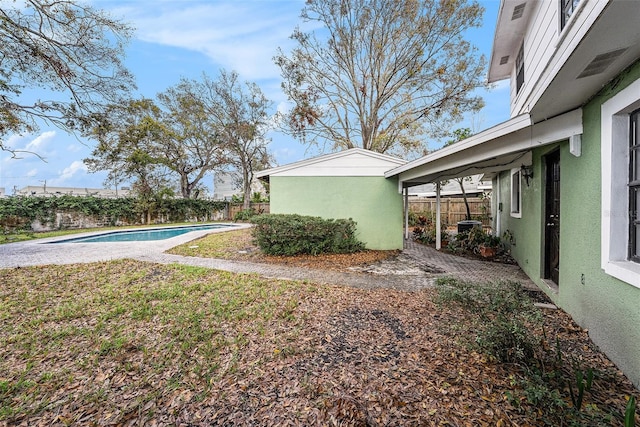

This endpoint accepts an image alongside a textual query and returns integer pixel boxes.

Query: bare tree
[157,79,227,199]
[197,70,272,209]
[443,127,473,219]
[275,0,486,157]
[0,0,134,153]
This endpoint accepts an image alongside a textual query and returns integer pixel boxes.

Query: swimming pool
[50,224,235,243]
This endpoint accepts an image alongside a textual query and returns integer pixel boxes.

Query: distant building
[408,174,491,198]
[213,172,239,201]
[0,187,5,198]
[213,171,266,201]
[14,186,131,198]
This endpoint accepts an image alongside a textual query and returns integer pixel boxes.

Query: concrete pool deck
[0,224,536,291]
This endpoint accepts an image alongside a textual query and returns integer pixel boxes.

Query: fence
[228,202,270,220]
[408,197,491,228]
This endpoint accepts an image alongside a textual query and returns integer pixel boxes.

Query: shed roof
[385,109,582,187]
[256,148,406,181]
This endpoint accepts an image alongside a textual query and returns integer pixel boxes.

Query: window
[516,43,525,94]
[629,110,640,262]
[561,0,581,30]
[601,77,640,288]
[510,168,522,218]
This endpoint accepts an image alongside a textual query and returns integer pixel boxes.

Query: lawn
[167,227,398,271]
[1,256,638,425]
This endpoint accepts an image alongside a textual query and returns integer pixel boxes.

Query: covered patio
[385,109,583,249]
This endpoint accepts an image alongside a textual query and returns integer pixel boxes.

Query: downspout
[436,182,442,250]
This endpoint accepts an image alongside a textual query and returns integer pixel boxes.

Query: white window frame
[601,77,640,289]
[515,43,525,95]
[510,168,522,218]
[560,0,582,31]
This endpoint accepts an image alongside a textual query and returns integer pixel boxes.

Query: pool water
[51,224,233,243]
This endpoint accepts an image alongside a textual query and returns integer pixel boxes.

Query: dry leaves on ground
[167,226,399,271]
[0,260,637,426]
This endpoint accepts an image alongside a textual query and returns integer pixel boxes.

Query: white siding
[510,0,609,117]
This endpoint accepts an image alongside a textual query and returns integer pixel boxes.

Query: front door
[544,150,561,284]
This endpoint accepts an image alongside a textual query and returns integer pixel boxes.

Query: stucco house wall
[270,175,403,250]
[496,61,640,386]
[258,149,406,250]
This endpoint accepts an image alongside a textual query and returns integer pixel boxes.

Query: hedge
[251,214,365,256]
[0,195,227,231]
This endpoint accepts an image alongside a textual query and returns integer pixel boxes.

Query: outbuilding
[256,148,406,250]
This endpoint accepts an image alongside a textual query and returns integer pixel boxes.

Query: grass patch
[0,262,636,425]
[167,227,255,259]
[0,260,311,423]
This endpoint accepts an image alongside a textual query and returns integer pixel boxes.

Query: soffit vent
[577,48,628,79]
[512,3,526,20]
[500,56,509,65]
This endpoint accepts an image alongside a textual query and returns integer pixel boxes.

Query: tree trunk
[457,178,472,220]
[180,174,191,199]
[242,168,251,210]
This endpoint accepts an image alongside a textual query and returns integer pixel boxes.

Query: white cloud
[24,131,56,153]
[49,160,88,186]
[113,1,307,81]
[26,169,38,178]
[3,134,24,150]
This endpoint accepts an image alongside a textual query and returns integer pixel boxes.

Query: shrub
[251,214,365,256]
[446,226,503,256]
[234,209,256,222]
[435,278,541,364]
[412,214,448,244]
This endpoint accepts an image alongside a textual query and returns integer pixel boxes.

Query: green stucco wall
[269,176,404,250]
[497,60,640,386]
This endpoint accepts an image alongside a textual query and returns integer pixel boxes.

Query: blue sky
[0,0,510,195]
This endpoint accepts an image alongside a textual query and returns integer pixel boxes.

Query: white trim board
[601,77,640,289]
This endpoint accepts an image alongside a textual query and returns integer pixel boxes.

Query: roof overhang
[256,147,406,182]
[529,1,640,123]
[489,1,640,121]
[488,0,534,83]
[385,109,582,189]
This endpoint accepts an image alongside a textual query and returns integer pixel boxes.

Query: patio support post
[436,182,442,250]
[404,187,409,240]
[496,175,501,235]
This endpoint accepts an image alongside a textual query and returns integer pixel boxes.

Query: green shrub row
[0,195,227,231]
[251,214,365,256]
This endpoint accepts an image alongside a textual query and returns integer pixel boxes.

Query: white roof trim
[256,147,406,178]
[386,109,582,186]
[385,114,532,178]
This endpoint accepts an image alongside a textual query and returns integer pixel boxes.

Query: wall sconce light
[570,134,582,157]
[521,164,534,186]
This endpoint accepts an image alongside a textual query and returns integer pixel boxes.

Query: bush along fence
[408,197,492,228]
[0,195,231,232]
[229,203,270,222]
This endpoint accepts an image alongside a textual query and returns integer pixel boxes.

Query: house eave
[488,0,534,83]
[255,147,406,179]
[387,109,583,188]
[385,114,532,179]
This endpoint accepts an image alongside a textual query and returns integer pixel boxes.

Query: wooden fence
[408,197,491,228]
[228,202,270,220]
[226,199,490,228]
